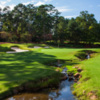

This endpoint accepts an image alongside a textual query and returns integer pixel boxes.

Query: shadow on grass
[0,51,63,91]
[0,51,56,76]
[64,59,79,66]
[75,50,97,60]
[0,50,80,95]
[0,46,13,52]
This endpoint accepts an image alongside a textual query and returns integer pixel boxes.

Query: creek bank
[72,50,99,100]
[2,72,62,100]
[4,50,96,100]
[4,59,78,100]
[75,50,97,60]
[6,67,77,100]
[73,66,99,100]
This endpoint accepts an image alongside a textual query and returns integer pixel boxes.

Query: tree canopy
[0,4,100,44]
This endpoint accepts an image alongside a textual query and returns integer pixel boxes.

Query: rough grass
[73,50,100,100]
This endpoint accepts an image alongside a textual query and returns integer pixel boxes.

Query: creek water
[6,68,77,100]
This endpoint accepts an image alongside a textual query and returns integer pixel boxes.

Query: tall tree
[76,11,97,43]
[36,4,59,42]
[67,18,81,43]
[56,16,68,44]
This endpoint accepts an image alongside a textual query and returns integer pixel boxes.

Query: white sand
[6,47,29,53]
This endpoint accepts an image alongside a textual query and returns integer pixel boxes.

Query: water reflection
[7,68,77,100]
[49,80,76,100]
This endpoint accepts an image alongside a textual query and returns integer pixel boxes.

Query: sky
[0,0,100,22]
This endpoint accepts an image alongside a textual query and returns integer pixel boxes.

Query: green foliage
[0,3,99,44]
[0,4,59,43]
[67,18,81,42]
[76,11,97,43]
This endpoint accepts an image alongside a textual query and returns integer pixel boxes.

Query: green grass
[73,52,100,100]
[0,43,81,98]
[0,43,51,52]
[0,51,56,92]
[0,43,100,99]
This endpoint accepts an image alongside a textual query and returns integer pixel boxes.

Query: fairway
[0,45,80,97]
[0,43,100,100]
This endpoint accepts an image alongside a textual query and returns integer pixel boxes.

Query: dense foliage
[0,4,100,44]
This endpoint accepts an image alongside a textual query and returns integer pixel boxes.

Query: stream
[6,68,77,100]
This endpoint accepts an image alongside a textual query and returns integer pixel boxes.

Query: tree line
[0,3,100,44]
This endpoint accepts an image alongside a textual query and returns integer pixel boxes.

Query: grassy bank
[73,51,100,100]
[0,43,80,99]
[41,47,100,100]
[0,52,60,98]
[0,43,100,100]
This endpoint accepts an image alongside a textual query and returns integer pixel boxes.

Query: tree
[1,4,100,44]
[88,23,100,42]
[66,18,81,43]
[0,7,3,31]
[76,11,97,43]
[36,4,59,43]
[55,16,68,44]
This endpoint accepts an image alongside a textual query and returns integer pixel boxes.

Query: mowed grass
[42,48,100,99]
[0,43,81,96]
[1,43,100,99]
[0,43,49,52]
[0,51,56,92]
